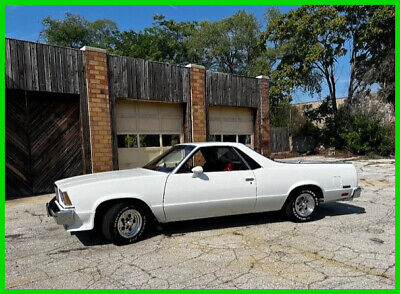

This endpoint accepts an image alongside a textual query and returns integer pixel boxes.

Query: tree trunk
[324,67,337,122]
[347,43,358,105]
[330,70,337,117]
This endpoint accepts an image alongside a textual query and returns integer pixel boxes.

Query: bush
[293,121,320,141]
[322,112,394,156]
[303,98,394,157]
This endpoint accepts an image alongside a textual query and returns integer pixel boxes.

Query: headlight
[60,191,73,206]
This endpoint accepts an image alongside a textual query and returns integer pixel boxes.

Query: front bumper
[46,197,75,226]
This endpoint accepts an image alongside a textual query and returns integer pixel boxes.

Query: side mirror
[191,166,203,178]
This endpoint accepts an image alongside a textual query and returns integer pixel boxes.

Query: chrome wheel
[294,193,315,217]
[117,209,143,238]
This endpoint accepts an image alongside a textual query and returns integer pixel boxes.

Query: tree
[39,13,118,49]
[191,10,262,75]
[111,15,200,65]
[338,6,395,105]
[359,5,395,105]
[263,6,348,120]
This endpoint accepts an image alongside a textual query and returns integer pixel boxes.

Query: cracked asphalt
[5,157,395,289]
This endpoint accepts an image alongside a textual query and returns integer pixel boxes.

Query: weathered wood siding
[206,71,260,108]
[271,127,290,153]
[107,55,191,102]
[6,90,84,198]
[5,38,86,94]
[5,38,92,174]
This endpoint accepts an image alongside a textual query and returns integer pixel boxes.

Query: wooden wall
[5,38,86,94]
[206,71,260,108]
[5,38,267,180]
[5,90,84,198]
[5,38,92,173]
[107,55,191,102]
[5,38,263,110]
[270,127,290,153]
[107,56,261,109]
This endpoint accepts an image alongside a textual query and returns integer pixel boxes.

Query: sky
[5,5,357,103]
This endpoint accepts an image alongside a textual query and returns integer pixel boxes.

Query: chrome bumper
[342,187,361,201]
[46,197,75,226]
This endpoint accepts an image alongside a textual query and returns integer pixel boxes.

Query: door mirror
[191,166,203,178]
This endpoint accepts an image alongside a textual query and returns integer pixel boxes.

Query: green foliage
[316,104,394,156]
[338,117,394,156]
[262,5,348,117]
[191,10,262,75]
[352,6,395,104]
[110,15,200,64]
[270,99,291,128]
[302,98,394,156]
[296,121,320,139]
[304,99,334,124]
[334,6,395,105]
[39,13,118,49]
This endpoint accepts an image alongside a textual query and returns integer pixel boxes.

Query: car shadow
[73,201,365,246]
[314,201,366,220]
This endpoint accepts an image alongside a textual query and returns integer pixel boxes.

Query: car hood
[55,168,164,190]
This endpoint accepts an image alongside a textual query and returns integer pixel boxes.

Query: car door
[163,146,257,221]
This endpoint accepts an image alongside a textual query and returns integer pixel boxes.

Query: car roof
[176,141,276,168]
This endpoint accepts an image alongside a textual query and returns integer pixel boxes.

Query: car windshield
[143,145,196,173]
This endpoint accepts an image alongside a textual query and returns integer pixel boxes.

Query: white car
[47,142,361,244]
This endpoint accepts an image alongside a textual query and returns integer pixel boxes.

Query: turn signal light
[63,192,73,206]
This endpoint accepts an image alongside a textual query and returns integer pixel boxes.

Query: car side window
[234,148,261,170]
[177,146,248,173]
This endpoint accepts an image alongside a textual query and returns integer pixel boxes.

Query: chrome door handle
[245,178,254,181]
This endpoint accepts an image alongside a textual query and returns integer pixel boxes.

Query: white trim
[185,64,205,69]
[256,75,269,79]
[80,46,107,53]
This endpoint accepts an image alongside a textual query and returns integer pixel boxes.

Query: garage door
[209,106,254,148]
[5,90,83,198]
[116,100,183,169]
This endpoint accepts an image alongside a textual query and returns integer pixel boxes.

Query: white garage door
[116,100,183,169]
[209,106,254,148]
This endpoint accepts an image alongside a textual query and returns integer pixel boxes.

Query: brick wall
[81,46,113,172]
[186,64,206,142]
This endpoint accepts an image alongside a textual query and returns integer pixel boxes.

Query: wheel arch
[282,183,324,210]
[93,197,157,231]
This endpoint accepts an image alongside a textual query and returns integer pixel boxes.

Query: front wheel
[285,189,319,222]
[101,203,148,245]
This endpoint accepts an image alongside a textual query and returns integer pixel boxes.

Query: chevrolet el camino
[47,142,361,244]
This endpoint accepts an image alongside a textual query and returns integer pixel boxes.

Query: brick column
[186,64,206,142]
[256,75,271,157]
[81,46,113,173]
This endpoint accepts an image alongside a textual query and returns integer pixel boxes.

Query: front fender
[92,193,166,223]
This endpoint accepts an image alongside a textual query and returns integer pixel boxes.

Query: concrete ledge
[186,64,205,70]
[80,46,107,53]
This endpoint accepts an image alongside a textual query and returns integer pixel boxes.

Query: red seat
[224,162,234,171]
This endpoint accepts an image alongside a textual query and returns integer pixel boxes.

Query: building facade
[5,38,271,198]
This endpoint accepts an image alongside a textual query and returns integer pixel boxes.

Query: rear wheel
[285,189,319,222]
[101,202,148,245]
